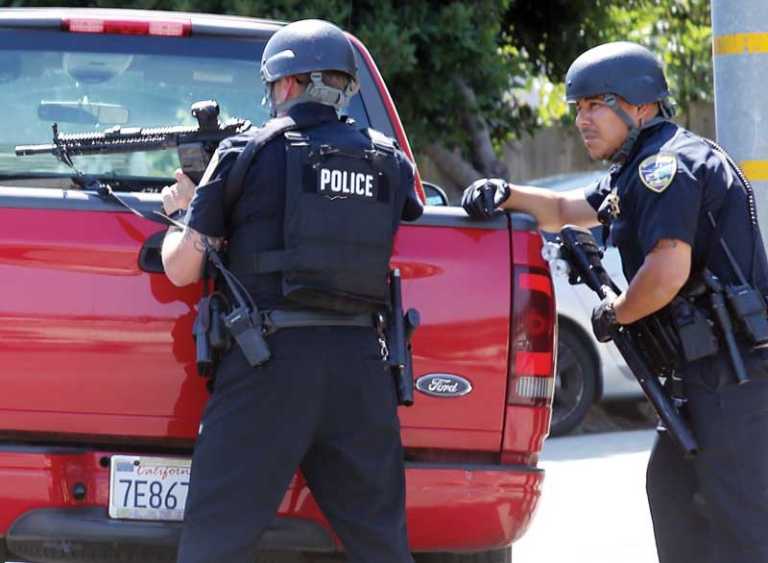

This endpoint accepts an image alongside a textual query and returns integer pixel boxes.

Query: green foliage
[598,0,713,114]
[3,0,536,156]
[3,0,712,159]
[352,1,539,151]
[517,0,712,125]
[611,0,714,114]
[504,0,609,79]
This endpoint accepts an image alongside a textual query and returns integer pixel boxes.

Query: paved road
[515,429,659,563]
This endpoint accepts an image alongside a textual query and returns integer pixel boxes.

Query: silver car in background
[531,171,643,435]
[429,174,643,435]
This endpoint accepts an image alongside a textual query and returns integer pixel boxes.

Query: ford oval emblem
[415,374,473,398]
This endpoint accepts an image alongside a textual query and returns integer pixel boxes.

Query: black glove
[591,295,619,343]
[461,178,511,219]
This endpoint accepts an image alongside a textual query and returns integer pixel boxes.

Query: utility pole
[711,0,768,240]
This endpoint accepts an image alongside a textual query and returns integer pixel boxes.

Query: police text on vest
[319,168,375,198]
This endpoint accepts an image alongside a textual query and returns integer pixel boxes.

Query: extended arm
[500,184,599,232]
[613,239,691,324]
[461,178,600,232]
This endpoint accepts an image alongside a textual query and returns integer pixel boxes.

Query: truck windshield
[0,28,365,181]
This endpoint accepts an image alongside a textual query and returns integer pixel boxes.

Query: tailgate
[0,195,521,455]
[394,207,513,452]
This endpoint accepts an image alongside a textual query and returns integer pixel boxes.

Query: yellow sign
[741,161,768,182]
[714,33,768,56]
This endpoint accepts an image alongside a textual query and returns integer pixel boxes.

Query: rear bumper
[7,508,332,563]
[0,446,543,561]
[404,463,544,551]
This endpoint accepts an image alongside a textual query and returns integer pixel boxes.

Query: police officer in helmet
[162,18,423,563]
[463,41,768,562]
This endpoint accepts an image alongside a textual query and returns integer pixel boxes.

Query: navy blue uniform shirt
[585,121,768,294]
[186,102,423,309]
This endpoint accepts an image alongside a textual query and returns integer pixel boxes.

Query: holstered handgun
[193,292,231,378]
[387,269,420,407]
[203,246,272,368]
[700,271,750,384]
[193,296,214,378]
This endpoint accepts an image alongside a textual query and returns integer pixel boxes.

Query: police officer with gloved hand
[463,41,768,562]
[161,19,423,563]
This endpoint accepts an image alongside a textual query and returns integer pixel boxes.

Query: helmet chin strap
[603,93,668,164]
[270,71,359,117]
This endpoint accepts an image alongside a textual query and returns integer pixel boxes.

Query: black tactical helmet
[261,19,358,85]
[565,41,670,105]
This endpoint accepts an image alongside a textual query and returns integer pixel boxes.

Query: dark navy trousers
[177,327,413,563]
[647,347,768,562]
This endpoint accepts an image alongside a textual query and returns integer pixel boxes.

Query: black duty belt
[262,309,377,335]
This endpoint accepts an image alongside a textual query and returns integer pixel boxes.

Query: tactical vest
[240,125,402,313]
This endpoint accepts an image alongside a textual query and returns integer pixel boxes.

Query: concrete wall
[421,101,715,202]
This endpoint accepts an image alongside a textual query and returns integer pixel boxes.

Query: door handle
[138,230,166,274]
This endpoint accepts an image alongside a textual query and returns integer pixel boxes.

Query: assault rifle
[543,226,699,456]
[15,100,251,183]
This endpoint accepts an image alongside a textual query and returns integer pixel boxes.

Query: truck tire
[414,548,511,563]
[550,324,598,436]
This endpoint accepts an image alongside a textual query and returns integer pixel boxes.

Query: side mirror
[422,181,449,206]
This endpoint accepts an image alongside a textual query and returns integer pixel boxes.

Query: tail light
[501,229,556,465]
[507,235,556,407]
[63,18,191,37]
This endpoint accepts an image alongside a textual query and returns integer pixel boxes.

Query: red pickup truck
[0,8,556,563]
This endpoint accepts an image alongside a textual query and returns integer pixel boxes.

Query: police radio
[706,212,768,347]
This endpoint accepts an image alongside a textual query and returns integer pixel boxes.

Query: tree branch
[423,142,483,194]
[455,78,510,179]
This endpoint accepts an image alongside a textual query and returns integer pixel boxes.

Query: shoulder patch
[638,153,677,193]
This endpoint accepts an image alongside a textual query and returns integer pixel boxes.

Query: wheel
[550,325,598,436]
[414,548,511,562]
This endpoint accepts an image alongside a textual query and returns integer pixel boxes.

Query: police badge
[638,153,677,193]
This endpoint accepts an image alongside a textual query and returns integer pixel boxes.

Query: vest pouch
[280,137,400,313]
[668,297,719,362]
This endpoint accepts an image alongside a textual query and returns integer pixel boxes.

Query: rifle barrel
[15,144,58,156]
[14,119,249,158]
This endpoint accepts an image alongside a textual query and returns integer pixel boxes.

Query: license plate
[109,455,191,521]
